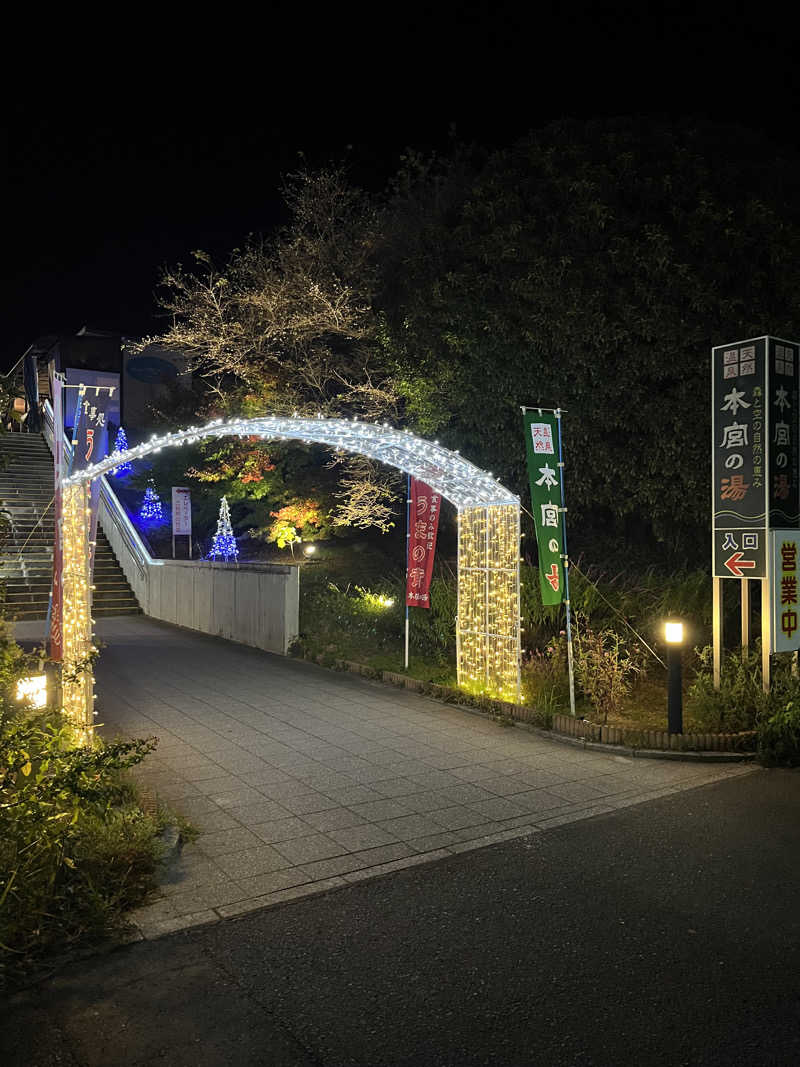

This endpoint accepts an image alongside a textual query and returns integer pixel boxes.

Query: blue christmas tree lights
[111,426,132,476]
[210,495,239,561]
[139,481,164,524]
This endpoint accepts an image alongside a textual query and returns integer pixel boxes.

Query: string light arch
[60,416,522,739]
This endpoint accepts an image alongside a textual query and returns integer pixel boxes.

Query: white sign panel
[172,487,192,536]
[770,529,800,653]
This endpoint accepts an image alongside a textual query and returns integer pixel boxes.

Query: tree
[379,119,800,561]
[149,167,402,532]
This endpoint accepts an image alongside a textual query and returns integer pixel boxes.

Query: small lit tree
[209,495,239,561]
[139,480,164,523]
[111,426,132,477]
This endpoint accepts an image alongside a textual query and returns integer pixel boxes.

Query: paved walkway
[40,618,757,937]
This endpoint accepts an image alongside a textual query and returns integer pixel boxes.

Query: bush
[1,697,161,986]
[572,613,645,724]
[687,644,800,764]
[757,701,800,766]
[521,636,571,725]
[686,646,770,733]
[298,564,458,668]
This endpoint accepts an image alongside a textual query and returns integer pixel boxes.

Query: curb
[299,652,757,764]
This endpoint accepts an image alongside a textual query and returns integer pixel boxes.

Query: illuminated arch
[60,417,521,738]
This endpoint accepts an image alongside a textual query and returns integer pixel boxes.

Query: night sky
[4,8,798,370]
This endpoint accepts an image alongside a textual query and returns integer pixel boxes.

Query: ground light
[664,620,684,734]
[16,674,47,709]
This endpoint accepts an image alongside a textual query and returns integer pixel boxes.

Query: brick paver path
[86,617,753,938]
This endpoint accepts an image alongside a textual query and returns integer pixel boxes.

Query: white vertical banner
[172,487,192,535]
[770,529,800,653]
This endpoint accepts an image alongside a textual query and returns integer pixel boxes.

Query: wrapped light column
[61,482,94,742]
[59,416,521,737]
[457,504,521,702]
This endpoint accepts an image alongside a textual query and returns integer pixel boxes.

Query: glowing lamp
[303,544,317,556]
[664,621,684,645]
[16,674,48,709]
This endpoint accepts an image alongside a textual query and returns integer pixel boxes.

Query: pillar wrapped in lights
[457,504,521,702]
[60,482,95,742]
[59,415,522,742]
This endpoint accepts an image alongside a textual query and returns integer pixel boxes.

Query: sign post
[712,336,800,690]
[171,487,192,558]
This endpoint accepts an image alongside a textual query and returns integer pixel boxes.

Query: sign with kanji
[171,487,192,536]
[770,530,800,653]
[768,339,799,527]
[713,337,800,579]
[405,479,441,609]
[523,410,564,605]
[712,338,767,577]
[71,386,115,474]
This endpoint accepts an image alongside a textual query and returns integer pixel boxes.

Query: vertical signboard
[522,410,564,605]
[768,339,800,528]
[72,386,115,576]
[712,338,768,578]
[405,479,441,609]
[770,531,800,653]
[171,486,192,559]
[171,488,192,535]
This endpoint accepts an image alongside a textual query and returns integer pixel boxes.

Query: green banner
[523,411,565,606]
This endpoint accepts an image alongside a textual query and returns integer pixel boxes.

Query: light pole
[664,620,684,735]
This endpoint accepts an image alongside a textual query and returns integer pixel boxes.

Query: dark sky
[4,6,799,369]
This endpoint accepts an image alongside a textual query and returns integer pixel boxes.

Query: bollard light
[665,621,684,645]
[664,619,684,734]
[16,674,48,709]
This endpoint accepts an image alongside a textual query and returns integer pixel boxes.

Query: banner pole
[404,472,410,671]
[555,409,577,717]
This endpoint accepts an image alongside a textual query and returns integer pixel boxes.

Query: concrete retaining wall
[98,493,299,655]
[146,559,299,655]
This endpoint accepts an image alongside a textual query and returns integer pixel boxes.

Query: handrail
[41,399,157,577]
[0,347,30,385]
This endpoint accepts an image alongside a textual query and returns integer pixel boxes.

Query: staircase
[0,432,141,620]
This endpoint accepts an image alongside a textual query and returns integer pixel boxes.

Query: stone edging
[301,654,756,763]
[552,714,756,757]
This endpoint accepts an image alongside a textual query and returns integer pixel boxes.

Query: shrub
[521,636,570,725]
[757,701,800,766]
[572,613,645,724]
[1,701,160,986]
[686,646,769,733]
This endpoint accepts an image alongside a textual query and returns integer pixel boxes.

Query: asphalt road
[3,767,799,1067]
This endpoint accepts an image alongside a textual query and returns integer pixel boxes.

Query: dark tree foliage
[379,119,800,562]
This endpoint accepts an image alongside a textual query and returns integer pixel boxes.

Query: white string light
[61,417,519,510]
[59,416,521,722]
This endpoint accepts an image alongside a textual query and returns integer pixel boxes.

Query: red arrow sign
[724,552,757,577]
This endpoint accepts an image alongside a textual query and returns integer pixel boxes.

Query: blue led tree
[139,480,164,524]
[111,426,132,476]
[209,495,238,561]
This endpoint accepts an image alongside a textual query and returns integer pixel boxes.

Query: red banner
[49,376,63,660]
[406,479,441,609]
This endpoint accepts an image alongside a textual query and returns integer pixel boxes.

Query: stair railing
[41,399,154,579]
